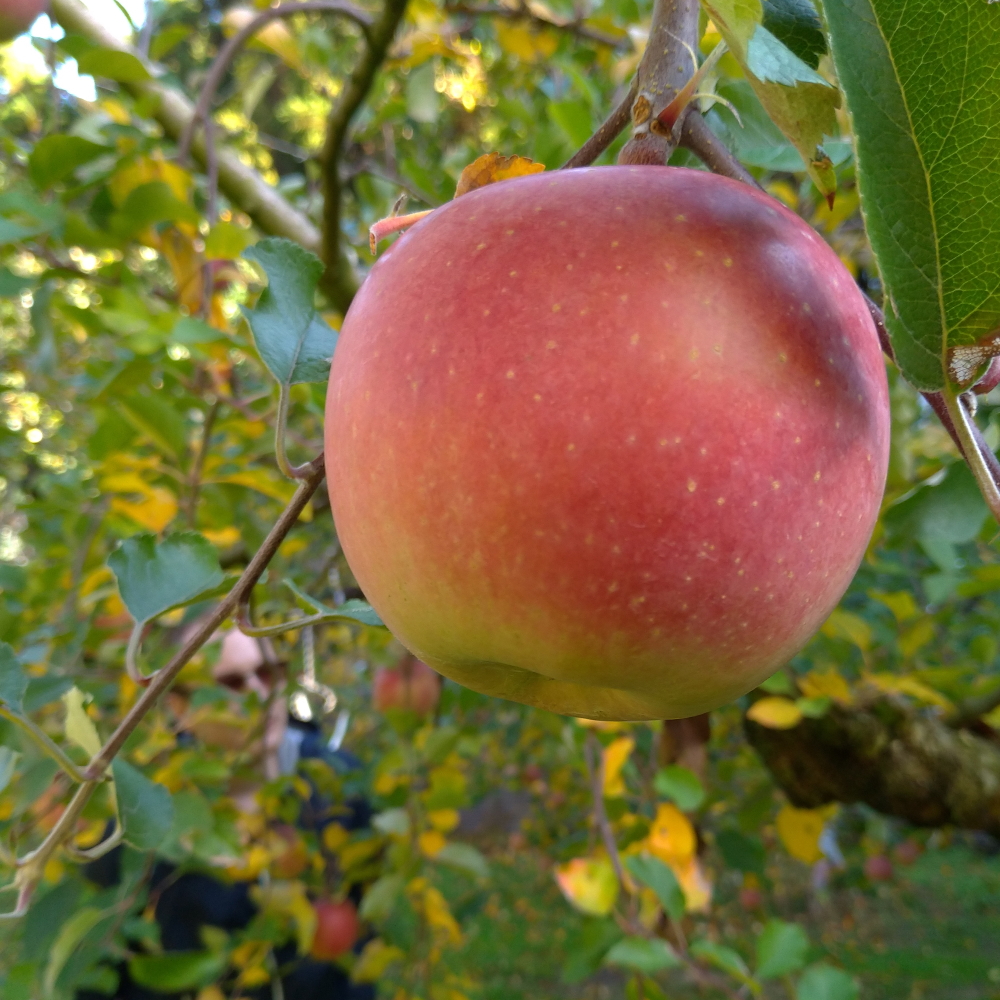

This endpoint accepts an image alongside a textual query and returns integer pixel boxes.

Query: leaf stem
[274,384,314,480]
[941,385,1000,525]
[0,706,89,785]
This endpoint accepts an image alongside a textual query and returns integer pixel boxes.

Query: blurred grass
[442,843,1000,999]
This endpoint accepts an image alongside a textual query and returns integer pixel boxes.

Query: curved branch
[679,112,758,186]
[562,79,638,169]
[49,0,323,254]
[444,2,626,47]
[321,0,411,311]
[178,0,373,164]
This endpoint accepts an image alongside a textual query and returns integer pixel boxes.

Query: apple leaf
[703,0,839,201]
[112,758,175,850]
[745,695,804,729]
[689,938,752,981]
[108,532,225,625]
[796,963,859,1000]
[653,765,706,811]
[0,642,28,715]
[62,688,102,759]
[29,135,109,190]
[454,152,545,198]
[242,238,338,386]
[823,0,1000,390]
[128,952,226,992]
[624,852,686,920]
[761,0,825,69]
[603,936,682,973]
[755,919,810,979]
[76,48,152,83]
[284,579,385,627]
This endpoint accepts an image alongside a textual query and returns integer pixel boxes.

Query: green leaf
[128,952,227,992]
[111,181,200,239]
[702,0,763,49]
[625,853,685,921]
[715,828,766,875]
[108,532,225,625]
[654,765,706,811]
[242,238,338,386]
[112,758,175,850]
[433,842,491,879]
[372,807,411,836]
[284,580,385,627]
[761,0,825,69]
[116,392,189,460]
[150,23,192,60]
[561,918,624,983]
[690,938,752,981]
[796,963,859,1000]
[822,0,1000,390]
[63,687,102,758]
[43,906,106,997]
[204,221,253,260]
[756,919,810,979]
[745,26,827,86]
[76,48,152,83]
[0,642,28,714]
[406,62,440,124]
[604,936,682,974]
[550,99,594,147]
[29,136,109,189]
[0,747,19,795]
[359,872,406,923]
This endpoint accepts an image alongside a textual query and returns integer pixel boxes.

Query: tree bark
[745,690,1000,836]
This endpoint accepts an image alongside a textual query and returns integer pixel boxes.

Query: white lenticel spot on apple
[724,258,733,267]
[687,480,697,492]
[552,303,561,312]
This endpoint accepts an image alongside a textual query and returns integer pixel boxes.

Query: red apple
[892,839,922,866]
[738,886,763,911]
[326,167,889,720]
[0,0,47,41]
[372,655,441,715]
[864,854,894,882]
[310,899,360,961]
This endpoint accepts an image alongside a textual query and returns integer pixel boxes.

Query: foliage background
[2,0,1000,997]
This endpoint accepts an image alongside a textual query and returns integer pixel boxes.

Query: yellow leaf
[455,152,545,198]
[338,837,383,872]
[674,856,713,913]
[250,881,316,956]
[427,808,460,832]
[209,468,298,504]
[109,154,192,207]
[746,696,804,730]
[554,855,619,916]
[419,830,447,857]
[865,673,953,711]
[602,736,635,797]
[776,804,827,864]
[202,526,241,548]
[897,617,936,658]
[222,6,304,71]
[352,938,405,982]
[798,667,852,706]
[495,20,559,61]
[196,988,227,1000]
[110,488,178,533]
[63,687,102,758]
[821,608,872,650]
[322,824,349,852]
[869,589,921,623]
[410,880,463,945]
[647,803,696,867]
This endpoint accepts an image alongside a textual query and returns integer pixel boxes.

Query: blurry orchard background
[2,0,1000,997]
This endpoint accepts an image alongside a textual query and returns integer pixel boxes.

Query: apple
[864,854,894,882]
[310,899,360,961]
[892,839,922,866]
[738,886,763,911]
[326,166,889,721]
[0,0,47,41]
[372,655,441,715]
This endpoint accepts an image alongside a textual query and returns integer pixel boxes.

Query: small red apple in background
[738,886,764,911]
[326,167,889,721]
[892,840,922,866]
[310,899,360,961]
[372,655,441,715]
[864,854,894,882]
[0,0,47,41]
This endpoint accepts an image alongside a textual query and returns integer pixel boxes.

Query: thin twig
[583,732,628,890]
[444,1,625,47]
[562,79,638,169]
[321,0,410,311]
[679,112,758,186]
[186,398,220,527]
[178,1,373,165]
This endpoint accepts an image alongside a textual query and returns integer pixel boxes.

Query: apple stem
[941,385,1000,526]
[369,210,433,254]
[275,383,316,480]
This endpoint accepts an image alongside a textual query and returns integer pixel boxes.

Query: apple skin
[372,655,441,715]
[325,166,889,721]
[0,0,47,41]
[310,899,360,961]
[863,854,894,882]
